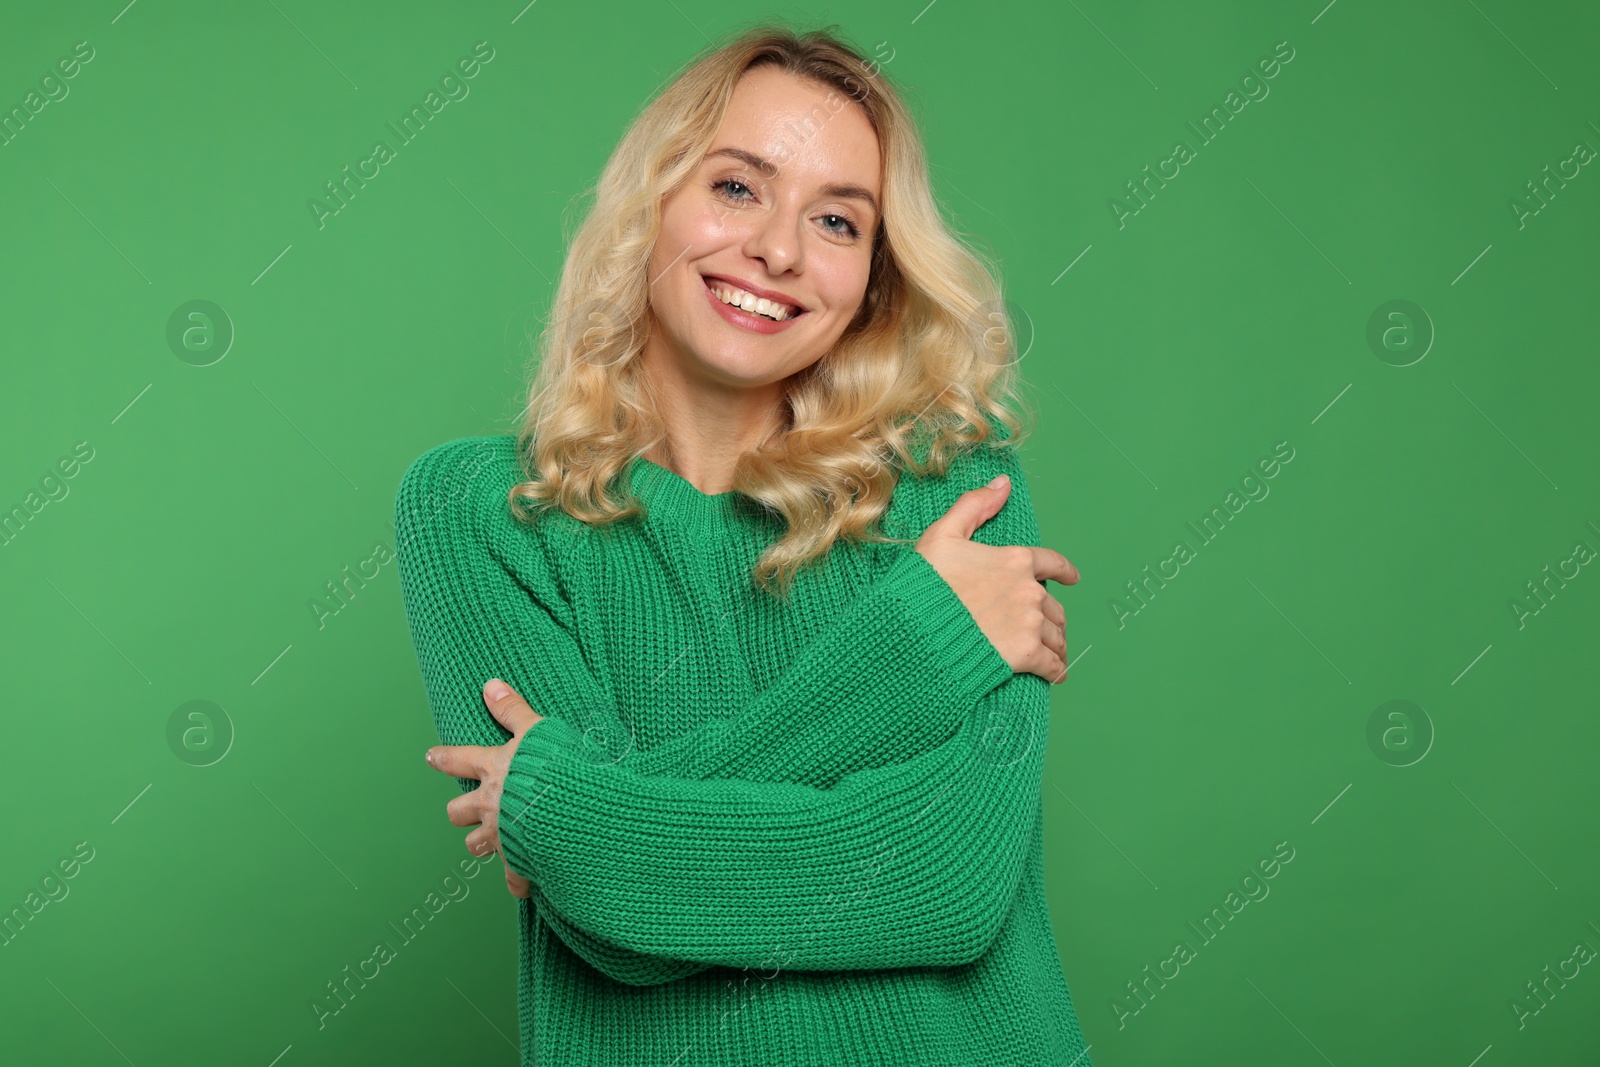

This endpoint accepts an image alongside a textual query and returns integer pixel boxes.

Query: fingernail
[987,474,1008,488]
[424,749,434,765]
[486,679,511,701]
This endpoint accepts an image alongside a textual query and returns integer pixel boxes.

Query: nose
[740,198,803,276]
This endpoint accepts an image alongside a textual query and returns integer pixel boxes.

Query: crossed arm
[395,436,1052,985]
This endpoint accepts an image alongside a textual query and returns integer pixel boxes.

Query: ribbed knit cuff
[869,547,1014,704]
[499,716,584,879]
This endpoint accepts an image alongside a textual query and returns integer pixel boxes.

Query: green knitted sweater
[394,427,1093,1067]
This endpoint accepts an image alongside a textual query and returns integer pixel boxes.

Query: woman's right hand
[502,853,532,899]
[914,473,1080,684]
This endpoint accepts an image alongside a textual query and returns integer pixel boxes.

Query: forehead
[708,66,882,196]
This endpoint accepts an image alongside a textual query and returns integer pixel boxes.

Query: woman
[395,23,1092,1066]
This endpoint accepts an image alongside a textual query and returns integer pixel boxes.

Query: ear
[483,679,540,737]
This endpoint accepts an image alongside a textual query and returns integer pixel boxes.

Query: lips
[701,273,807,316]
[701,275,804,334]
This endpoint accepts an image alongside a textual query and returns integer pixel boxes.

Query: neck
[638,343,790,496]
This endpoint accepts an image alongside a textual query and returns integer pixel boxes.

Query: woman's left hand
[426,678,543,864]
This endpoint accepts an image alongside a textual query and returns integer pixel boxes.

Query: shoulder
[394,434,526,544]
[398,435,521,498]
[897,411,1029,496]
[893,414,1037,546]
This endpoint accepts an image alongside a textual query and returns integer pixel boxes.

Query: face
[641,65,883,397]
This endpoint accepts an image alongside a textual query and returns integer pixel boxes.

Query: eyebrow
[704,146,880,219]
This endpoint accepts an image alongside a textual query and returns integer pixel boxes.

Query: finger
[1041,617,1066,663]
[497,848,530,890]
[1028,547,1080,586]
[1038,638,1068,684]
[1026,644,1067,685]
[426,743,490,779]
[923,475,1011,542]
[1040,592,1066,631]
[464,824,499,859]
[446,790,485,829]
[1031,604,1065,664]
[505,867,532,899]
[483,679,541,737]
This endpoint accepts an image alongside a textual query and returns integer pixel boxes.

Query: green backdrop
[3,1,1596,1064]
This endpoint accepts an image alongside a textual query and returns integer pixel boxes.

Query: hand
[914,474,1080,684]
[502,857,532,899]
[425,679,544,864]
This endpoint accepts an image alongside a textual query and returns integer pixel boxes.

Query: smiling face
[641,65,883,404]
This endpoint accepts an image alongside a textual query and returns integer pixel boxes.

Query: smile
[702,275,806,335]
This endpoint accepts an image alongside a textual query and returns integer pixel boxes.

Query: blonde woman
[396,23,1091,1066]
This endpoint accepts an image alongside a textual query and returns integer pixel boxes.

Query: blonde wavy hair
[509,21,1035,598]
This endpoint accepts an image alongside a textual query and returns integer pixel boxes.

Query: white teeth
[708,280,796,322]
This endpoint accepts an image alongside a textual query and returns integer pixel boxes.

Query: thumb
[483,679,541,737]
[924,474,1010,541]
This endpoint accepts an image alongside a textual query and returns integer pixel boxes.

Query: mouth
[702,274,807,324]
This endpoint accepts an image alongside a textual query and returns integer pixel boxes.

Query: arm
[608,426,1042,785]
[499,670,1050,974]
[394,435,1027,980]
[524,435,1050,981]
[395,436,1015,786]
[487,437,1054,973]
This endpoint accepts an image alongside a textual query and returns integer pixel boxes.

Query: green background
[3,0,1597,1063]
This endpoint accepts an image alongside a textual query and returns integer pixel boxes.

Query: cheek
[653,196,697,256]
[657,207,736,284]
[666,196,732,247]
[815,260,872,315]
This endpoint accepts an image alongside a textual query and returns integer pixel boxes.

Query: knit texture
[394,425,1093,1066]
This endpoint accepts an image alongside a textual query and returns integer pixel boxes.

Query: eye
[711,178,864,240]
[820,213,862,239]
[710,177,757,203]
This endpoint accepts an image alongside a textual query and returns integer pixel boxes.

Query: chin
[686,336,806,384]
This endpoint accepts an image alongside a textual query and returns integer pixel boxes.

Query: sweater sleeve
[491,439,1055,974]
[393,435,1029,982]
[500,669,1050,974]
[615,435,1038,788]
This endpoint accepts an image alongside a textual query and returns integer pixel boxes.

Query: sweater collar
[626,454,768,537]
[630,454,740,502]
